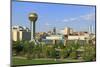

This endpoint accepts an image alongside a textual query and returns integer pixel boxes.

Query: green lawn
[12,57,84,66]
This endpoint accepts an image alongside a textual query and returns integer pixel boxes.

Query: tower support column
[31,21,35,41]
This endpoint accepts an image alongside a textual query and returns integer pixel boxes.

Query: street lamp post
[28,12,38,41]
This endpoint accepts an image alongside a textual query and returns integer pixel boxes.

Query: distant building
[68,35,89,40]
[46,35,63,40]
[59,27,73,35]
[46,35,63,44]
[39,26,95,45]
[69,28,73,35]
[12,25,31,41]
[53,27,56,35]
[46,34,89,40]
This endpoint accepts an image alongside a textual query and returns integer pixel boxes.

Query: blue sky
[12,1,96,33]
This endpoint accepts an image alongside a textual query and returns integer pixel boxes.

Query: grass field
[12,57,84,66]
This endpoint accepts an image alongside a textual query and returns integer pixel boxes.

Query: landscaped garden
[12,40,96,66]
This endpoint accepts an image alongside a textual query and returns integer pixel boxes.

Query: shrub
[81,44,96,61]
[69,51,77,59]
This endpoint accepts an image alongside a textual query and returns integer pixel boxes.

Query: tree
[12,41,24,56]
[42,45,49,58]
[67,42,80,59]
[24,42,34,59]
[82,44,96,61]
[59,49,66,59]
[49,46,56,58]
[69,51,77,59]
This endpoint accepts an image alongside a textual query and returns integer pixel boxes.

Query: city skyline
[12,1,96,33]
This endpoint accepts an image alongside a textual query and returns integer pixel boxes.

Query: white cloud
[62,13,95,23]
[63,19,69,22]
[80,13,95,21]
[45,23,51,26]
[69,17,78,21]
[62,17,79,23]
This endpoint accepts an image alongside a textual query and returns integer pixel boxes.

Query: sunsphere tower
[28,12,38,41]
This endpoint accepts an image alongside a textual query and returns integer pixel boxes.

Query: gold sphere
[29,13,38,22]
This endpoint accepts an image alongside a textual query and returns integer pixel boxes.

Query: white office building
[12,25,31,41]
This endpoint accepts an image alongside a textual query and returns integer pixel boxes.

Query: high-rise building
[53,27,56,35]
[12,26,31,41]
